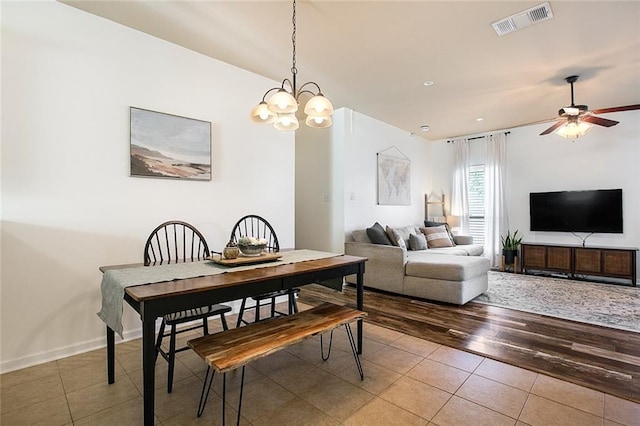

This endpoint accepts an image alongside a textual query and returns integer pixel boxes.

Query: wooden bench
[188,302,367,425]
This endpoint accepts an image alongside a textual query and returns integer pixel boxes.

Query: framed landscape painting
[130,107,211,181]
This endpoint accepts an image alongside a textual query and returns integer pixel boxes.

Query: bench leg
[197,366,215,418]
[345,324,364,380]
[320,330,334,361]
[222,367,246,426]
[319,325,364,381]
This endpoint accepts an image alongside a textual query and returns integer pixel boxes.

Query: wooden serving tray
[207,252,283,267]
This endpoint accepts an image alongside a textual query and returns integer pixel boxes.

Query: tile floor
[1,302,639,426]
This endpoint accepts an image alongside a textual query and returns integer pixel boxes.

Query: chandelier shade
[267,89,298,114]
[250,102,277,124]
[250,0,333,131]
[274,113,300,131]
[304,94,334,118]
[305,114,332,129]
[555,120,593,139]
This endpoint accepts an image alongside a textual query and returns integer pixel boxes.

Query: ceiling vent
[492,2,554,36]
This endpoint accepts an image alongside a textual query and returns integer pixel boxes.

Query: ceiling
[61,1,640,141]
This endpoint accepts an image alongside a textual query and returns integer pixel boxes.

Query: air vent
[492,2,554,36]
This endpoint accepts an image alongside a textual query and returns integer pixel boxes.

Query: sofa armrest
[344,241,406,294]
[453,235,474,245]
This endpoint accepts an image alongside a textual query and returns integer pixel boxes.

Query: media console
[521,243,637,287]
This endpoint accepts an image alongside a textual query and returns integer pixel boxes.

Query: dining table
[98,250,367,426]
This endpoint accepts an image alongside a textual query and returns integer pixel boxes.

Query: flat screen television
[529,189,623,234]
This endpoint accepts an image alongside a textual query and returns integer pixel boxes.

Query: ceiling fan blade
[591,104,640,114]
[540,120,566,135]
[581,115,619,127]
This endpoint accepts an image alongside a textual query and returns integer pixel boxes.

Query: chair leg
[220,313,229,331]
[270,297,276,318]
[203,317,209,335]
[167,324,177,393]
[155,319,166,363]
[288,291,299,315]
[236,298,247,328]
[254,299,261,322]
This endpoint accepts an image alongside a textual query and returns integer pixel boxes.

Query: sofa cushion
[366,222,392,245]
[421,226,454,248]
[405,254,489,281]
[386,226,420,248]
[424,221,456,246]
[409,233,427,251]
[352,229,372,243]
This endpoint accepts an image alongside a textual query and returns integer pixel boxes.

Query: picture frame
[377,151,411,205]
[130,107,211,181]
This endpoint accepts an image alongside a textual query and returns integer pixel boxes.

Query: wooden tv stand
[521,243,637,287]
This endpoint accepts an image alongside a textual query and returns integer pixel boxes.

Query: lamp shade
[250,102,277,124]
[305,114,333,129]
[555,121,593,139]
[267,90,298,113]
[304,94,334,117]
[274,113,299,131]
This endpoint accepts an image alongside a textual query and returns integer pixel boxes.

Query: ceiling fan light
[274,113,299,131]
[555,121,593,139]
[267,89,298,114]
[305,114,333,128]
[250,102,277,124]
[304,94,334,117]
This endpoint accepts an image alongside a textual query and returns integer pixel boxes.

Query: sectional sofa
[345,223,490,305]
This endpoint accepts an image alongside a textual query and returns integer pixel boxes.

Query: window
[467,164,485,246]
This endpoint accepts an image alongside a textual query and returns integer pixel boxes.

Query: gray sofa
[345,226,490,305]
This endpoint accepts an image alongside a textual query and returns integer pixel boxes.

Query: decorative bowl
[238,243,267,256]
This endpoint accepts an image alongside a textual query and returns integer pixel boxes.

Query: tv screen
[529,189,623,234]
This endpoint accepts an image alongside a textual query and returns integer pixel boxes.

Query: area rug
[474,271,639,333]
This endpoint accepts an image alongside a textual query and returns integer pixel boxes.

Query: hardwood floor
[298,283,640,404]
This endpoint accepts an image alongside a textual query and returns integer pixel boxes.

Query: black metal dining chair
[144,220,232,393]
[229,215,299,327]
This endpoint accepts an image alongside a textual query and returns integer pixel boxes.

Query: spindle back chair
[143,220,231,393]
[229,215,299,327]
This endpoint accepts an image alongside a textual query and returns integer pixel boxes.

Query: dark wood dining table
[100,254,366,426]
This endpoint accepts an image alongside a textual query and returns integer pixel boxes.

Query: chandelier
[250,0,334,131]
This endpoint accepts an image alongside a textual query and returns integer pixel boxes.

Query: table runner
[97,249,341,337]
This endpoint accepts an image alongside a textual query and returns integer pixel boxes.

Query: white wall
[342,109,431,235]
[431,111,640,256]
[1,1,295,372]
[507,111,640,249]
[296,108,431,251]
[295,110,345,253]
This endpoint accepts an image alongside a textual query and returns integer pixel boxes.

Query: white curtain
[484,133,508,268]
[450,138,470,234]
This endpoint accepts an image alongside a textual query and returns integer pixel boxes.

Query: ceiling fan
[540,75,640,139]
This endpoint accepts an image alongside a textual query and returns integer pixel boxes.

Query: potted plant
[501,230,523,265]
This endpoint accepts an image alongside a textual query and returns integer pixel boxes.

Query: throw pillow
[366,222,392,245]
[423,220,456,246]
[422,225,455,248]
[392,230,407,250]
[409,233,427,251]
[385,225,420,248]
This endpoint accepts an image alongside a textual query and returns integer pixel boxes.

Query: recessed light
[476,117,484,122]
[420,125,430,132]
[423,81,435,87]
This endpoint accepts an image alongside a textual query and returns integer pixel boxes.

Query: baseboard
[0,297,289,374]
[0,327,143,374]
